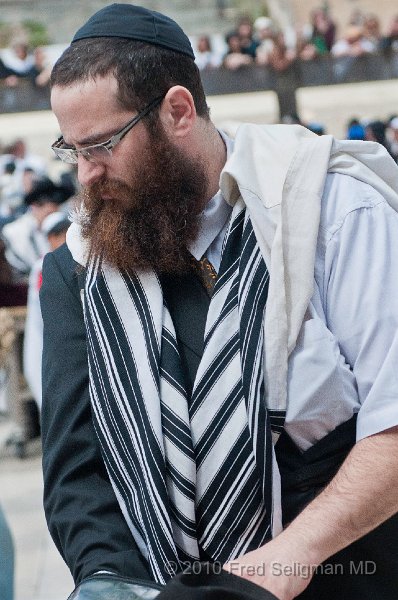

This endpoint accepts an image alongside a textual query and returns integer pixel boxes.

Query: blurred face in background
[197,36,211,53]
[31,201,59,227]
[47,230,68,252]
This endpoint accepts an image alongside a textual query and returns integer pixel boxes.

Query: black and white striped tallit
[84,198,284,584]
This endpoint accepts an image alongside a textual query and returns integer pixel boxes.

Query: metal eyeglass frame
[51,94,165,164]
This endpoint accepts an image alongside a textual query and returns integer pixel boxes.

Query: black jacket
[40,244,151,584]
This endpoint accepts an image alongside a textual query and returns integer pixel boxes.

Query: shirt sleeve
[322,176,398,441]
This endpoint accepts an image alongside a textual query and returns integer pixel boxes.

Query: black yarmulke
[72,3,195,60]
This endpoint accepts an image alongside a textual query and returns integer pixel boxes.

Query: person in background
[365,120,391,155]
[1,177,73,278]
[311,7,336,52]
[0,139,48,228]
[0,162,25,227]
[28,47,52,88]
[254,17,276,66]
[0,42,34,77]
[346,117,365,140]
[194,35,222,71]
[297,7,336,61]
[23,211,70,409]
[331,25,376,57]
[223,31,253,70]
[387,117,398,163]
[380,14,398,51]
[0,139,47,179]
[266,30,296,72]
[362,14,382,51]
[237,16,259,59]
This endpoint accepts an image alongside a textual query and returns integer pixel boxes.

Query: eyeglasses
[51,95,164,165]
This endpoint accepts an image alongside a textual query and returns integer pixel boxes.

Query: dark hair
[366,120,387,146]
[51,38,209,122]
[4,162,16,175]
[47,220,71,237]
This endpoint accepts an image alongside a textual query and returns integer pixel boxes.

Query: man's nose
[77,155,106,187]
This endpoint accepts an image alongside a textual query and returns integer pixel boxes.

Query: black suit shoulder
[43,241,83,297]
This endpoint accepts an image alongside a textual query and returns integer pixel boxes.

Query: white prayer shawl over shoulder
[219,124,398,420]
[67,122,398,424]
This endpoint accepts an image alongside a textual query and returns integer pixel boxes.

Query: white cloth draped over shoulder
[219,124,398,420]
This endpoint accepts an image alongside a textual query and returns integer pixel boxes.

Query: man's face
[51,75,208,274]
[51,75,144,192]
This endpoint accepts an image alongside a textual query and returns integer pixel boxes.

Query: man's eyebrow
[62,128,117,148]
[72,128,117,147]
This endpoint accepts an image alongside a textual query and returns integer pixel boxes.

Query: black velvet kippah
[72,3,195,59]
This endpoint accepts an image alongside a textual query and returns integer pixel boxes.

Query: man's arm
[224,426,398,600]
[40,244,151,585]
[226,177,398,598]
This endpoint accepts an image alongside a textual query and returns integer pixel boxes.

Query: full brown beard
[79,122,209,274]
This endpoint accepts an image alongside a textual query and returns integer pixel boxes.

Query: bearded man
[40,4,398,600]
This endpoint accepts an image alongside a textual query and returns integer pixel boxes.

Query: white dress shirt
[191,135,398,451]
[189,133,233,271]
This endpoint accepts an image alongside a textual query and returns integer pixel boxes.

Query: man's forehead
[51,76,129,145]
[51,75,122,128]
[52,74,119,105]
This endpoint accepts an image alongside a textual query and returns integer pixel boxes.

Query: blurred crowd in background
[0,41,59,90]
[282,113,398,163]
[0,143,76,437]
[193,8,398,71]
[0,7,397,94]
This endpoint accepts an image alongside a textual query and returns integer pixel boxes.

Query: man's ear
[160,86,196,138]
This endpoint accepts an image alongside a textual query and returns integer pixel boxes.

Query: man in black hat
[40,4,398,600]
[1,176,72,277]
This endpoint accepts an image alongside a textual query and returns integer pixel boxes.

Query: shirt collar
[188,131,234,261]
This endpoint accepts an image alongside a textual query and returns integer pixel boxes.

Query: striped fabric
[83,198,282,583]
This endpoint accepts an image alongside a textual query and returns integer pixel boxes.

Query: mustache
[84,179,136,211]
[87,179,123,196]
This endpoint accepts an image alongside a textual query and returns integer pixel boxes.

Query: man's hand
[225,425,398,600]
[224,539,313,600]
